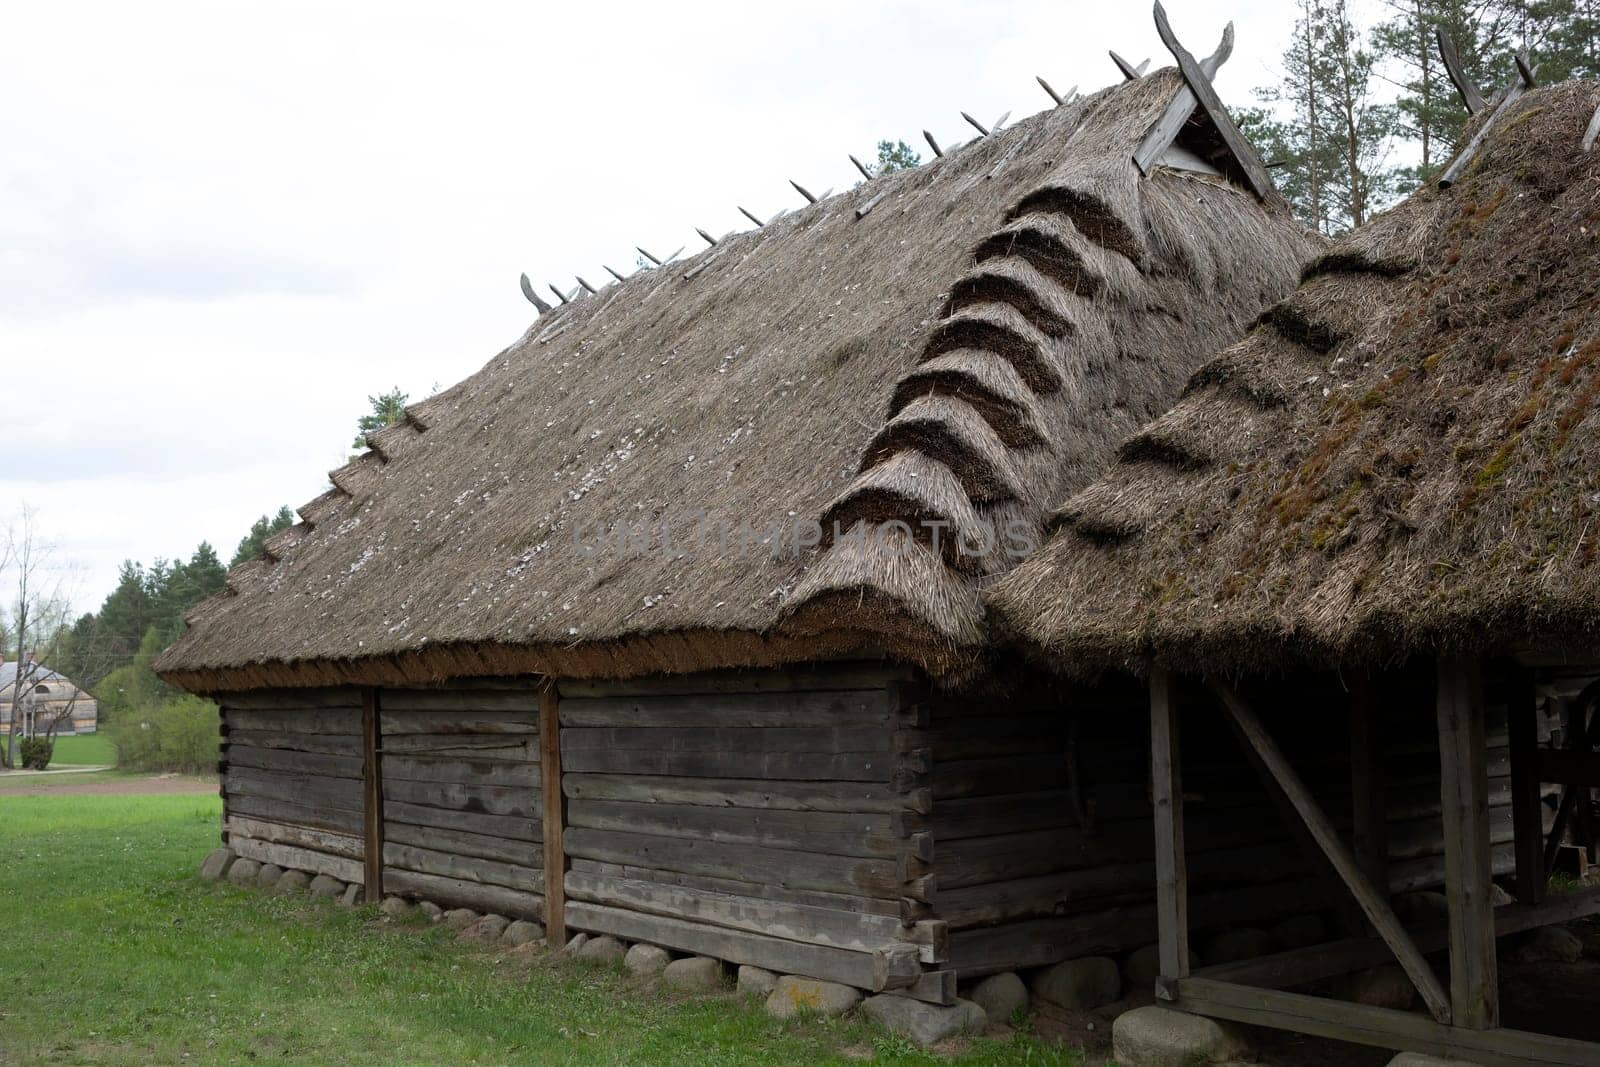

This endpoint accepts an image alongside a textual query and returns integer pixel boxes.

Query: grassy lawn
[48,733,117,765]
[0,789,1086,1065]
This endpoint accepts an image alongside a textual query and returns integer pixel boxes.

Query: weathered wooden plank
[1151,666,1189,986]
[564,827,902,899]
[217,688,362,712]
[1436,29,1486,113]
[1133,22,1234,174]
[565,902,946,1002]
[556,665,908,698]
[224,744,363,780]
[380,711,537,735]
[383,841,540,889]
[383,868,543,920]
[561,726,892,755]
[223,817,364,859]
[1437,657,1497,1030]
[932,756,1065,799]
[559,690,894,728]
[382,778,536,817]
[378,690,540,713]
[560,747,890,781]
[541,683,567,948]
[225,792,363,834]
[384,821,539,866]
[564,871,944,962]
[1211,682,1451,1023]
[567,799,902,859]
[930,790,1077,840]
[1173,978,1600,1067]
[221,729,362,756]
[231,836,363,883]
[1439,74,1528,187]
[223,707,360,734]
[378,734,538,758]
[563,773,920,814]
[382,800,537,842]
[225,767,363,808]
[1389,843,1514,894]
[568,858,907,919]
[382,756,537,788]
[1388,804,1519,860]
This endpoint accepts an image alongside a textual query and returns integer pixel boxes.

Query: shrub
[19,737,54,770]
[110,695,219,774]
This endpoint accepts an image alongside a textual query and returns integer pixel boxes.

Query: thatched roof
[990,80,1600,677]
[157,66,1317,693]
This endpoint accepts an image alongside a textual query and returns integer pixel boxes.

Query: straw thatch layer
[157,67,1317,692]
[990,81,1600,677]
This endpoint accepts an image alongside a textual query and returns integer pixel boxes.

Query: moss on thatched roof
[157,67,1317,693]
[990,80,1600,677]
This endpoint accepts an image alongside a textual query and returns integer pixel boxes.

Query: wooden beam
[1036,75,1064,105]
[361,687,384,902]
[1436,30,1486,113]
[1151,2,1288,210]
[1437,657,1497,1030]
[1210,682,1452,1024]
[1349,676,1387,897]
[1150,666,1189,991]
[1133,22,1235,175]
[1584,103,1600,151]
[541,681,567,946]
[1439,69,1529,187]
[1507,663,1545,904]
[1174,978,1600,1066]
[1110,50,1145,80]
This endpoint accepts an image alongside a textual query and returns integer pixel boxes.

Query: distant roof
[157,60,1318,693]
[989,80,1600,676]
[0,661,68,691]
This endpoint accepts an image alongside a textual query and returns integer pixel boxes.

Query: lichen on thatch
[157,66,1318,694]
[989,80,1600,677]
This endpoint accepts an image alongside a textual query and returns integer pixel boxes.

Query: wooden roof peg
[660,245,685,263]
[1152,3,1286,211]
[850,154,875,180]
[1133,20,1234,175]
[1439,56,1532,187]
[991,110,1011,132]
[1515,49,1537,88]
[738,205,765,228]
[923,130,944,158]
[1583,102,1600,152]
[636,246,663,267]
[962,111,989,136]
[1111,51,1146,80]
[604,265,628,283]
[790,179,819,203]
[519,273,553,313]
[575,276,599,295]
[548,283,570,305]
[1037,75,1064,105]
[696,227,719,246]
[1436,30,1485,113]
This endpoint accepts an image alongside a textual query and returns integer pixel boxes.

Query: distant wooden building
[991,78,1600,1064]
[1,657,98,736]
[155,21,1336,1003]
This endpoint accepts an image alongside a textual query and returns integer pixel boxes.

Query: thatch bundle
[990,80,1600,677]
[157,69,1316,693]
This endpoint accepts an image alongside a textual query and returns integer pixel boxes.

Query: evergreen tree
[1373,0,1495,184]
[353,387,409,449]
[874,140,921,175]
[232,506,296,566]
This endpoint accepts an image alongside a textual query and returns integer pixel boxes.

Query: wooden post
[1437,657,1498,1030]
[1150,666,1189,993]
[1349,676,1388,897]
[540,682,567,945]
[1507,664,1544,905]
[361,687,384,903]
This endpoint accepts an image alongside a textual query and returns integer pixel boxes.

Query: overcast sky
[2,0,1303,615]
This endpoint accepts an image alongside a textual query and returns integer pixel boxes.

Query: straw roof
[157,67,1317,693]
[990,81,1600,677]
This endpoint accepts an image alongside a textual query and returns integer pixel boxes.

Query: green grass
[47,732,117,765]
[0,770,143,791]
[0,790,1085,1066]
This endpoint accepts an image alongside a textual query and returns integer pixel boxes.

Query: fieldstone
[1032,956,1121,1012]
[737,965,778,999]
[1393,891,1449,926]
[442,908,480,931]
[765,976,862,1019]
[862,995,986,1047]
[564,932,590,954]
[578,935,627,963]
[1112,1006,1251,1067]
[504,920,544,946]
[464,914,510,942]
[1489,882,1515,907]
[1201,927,1275,965]
[198,847,236,881]
[967,972,1027,1024]
[1123,945,1203,994]
[663,956,724,990]
[255,863,284,889]
[1386,1055,1480,1067]
[1507,925,1583,963]
[308,874,344,899]
[624,943,671,975]
[227,858,262,886]
[1347,964,1415,1010]
[418,901,444,922]
[1271,913,1326,950]
[338,884,363,907]
[275,869,310,895]
[380,896,414,918]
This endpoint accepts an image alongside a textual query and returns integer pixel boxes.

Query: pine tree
[353,388,409,449]
[1321,0,1401,229]
[874,140,921,175]
[1373,0,1496,184]
[232,506,296,567]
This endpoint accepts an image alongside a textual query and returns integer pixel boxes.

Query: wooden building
[155,21,1331,1004]
[1,658,98,737]
[989,76,1600,1062]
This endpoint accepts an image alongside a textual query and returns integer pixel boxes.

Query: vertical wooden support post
[1150,666,1189,995]
[361,687,384,903]
[540,681,567,945]
[1437,657,1498,1030]
[1506,663,1544,905]
[1349,676,1388,897]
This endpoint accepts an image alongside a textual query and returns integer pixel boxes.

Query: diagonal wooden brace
[1133,21,1235,175]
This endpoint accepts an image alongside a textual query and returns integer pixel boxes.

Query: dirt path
[0,773,216,797]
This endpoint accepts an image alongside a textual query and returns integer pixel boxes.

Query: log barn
[155,27,1333,1004]
[989,77,1600,1062]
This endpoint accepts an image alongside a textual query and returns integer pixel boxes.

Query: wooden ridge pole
[541,681,567,944]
